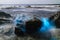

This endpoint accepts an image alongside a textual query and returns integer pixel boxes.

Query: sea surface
[0,7,60,40]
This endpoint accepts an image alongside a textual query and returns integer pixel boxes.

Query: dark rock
[14,17,42,37]
[15,27,26,37]
[54,11,60,28]
[49,11,60,28]
[0,19,11,25]
[25,18,42,35]
[0,11,11,18]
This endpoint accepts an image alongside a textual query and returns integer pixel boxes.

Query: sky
[0,0,60,4]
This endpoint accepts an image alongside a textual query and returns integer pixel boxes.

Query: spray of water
[14,14,56,40]
[13,14,34,32]
[40,17,56,32]
[39,17,56,40]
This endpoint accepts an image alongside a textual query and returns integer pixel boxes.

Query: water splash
[13,14,26,32]
[14,15,56,40]
[13,14,33,32]
[40,17,55,32]
[39,17,56,40]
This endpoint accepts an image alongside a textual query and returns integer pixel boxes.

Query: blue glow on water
[40,17,55,32]
[14,15,56,40]
[13,14,26,32]
[13,14,33,32]
[40,17,56,40]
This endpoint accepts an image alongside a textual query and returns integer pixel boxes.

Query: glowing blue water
[14,15,56,40]
[13,14,26,32]
[13,14,33,32]
[40,17,56,40]
[40,17,55,32]
[14,15,55,33]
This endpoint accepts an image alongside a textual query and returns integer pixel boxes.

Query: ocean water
[0,7,60,40]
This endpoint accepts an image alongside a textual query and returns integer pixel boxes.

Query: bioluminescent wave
[13,14,26,32]
[14,14,57,40]
[14,14,56,33]
[40,17,56,40]
[40,17,56,33]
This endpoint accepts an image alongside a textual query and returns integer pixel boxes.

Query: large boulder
[25,18,42,35]
[14,14,43,38]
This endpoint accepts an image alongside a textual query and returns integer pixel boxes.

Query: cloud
[0,0,60,4]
